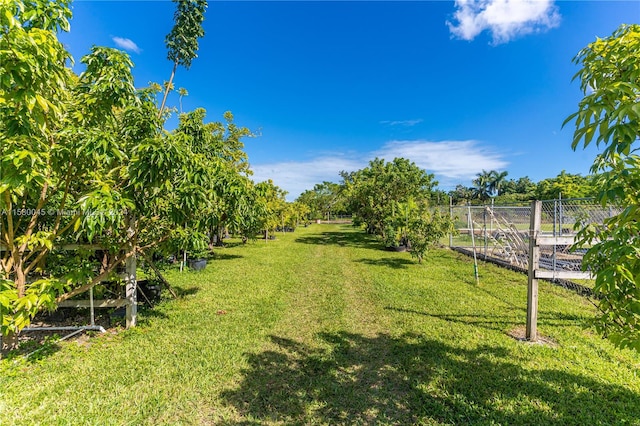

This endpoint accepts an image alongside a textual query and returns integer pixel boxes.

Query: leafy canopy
[0,0,260,340]
[567,24,640,351]
[341,157,437,238]
[165,0,207,69]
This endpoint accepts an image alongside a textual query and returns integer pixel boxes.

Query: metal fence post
[483,206,488,259]
[558,193,564,234]
[552,200,557,274]
[449,197,453,248]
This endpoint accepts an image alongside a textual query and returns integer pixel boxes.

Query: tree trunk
[138,249,178,299]
[209,227,216,249]
[158,61,178,118]
[13,249,26,298]
[215,226,224,246]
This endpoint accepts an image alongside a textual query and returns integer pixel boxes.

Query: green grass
[2,224,639,425]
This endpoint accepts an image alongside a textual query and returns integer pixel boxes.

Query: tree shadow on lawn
[295,231,383,251]
[384,307,586,333]
[174,286,200,298]
[212,253,244,261]
[355,257,415,270]
[220,332,639,425]
[216,241,246,249]
[137,305,170,321]
[1,337,62,363]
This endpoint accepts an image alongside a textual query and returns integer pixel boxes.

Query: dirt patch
[508,325,558,348]
[1,307,120,358]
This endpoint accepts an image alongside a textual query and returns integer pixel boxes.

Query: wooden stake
[138,249,178,299]
[125,214,137,328]
[526,200,542,341]
[125,251,137,328]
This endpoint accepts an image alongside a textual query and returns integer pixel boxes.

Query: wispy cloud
[375,139,508,188]
[112,36,141,54]
[251,156,362,201]
[380,119,423,127]
[447,0,561,44]
[251,140,508,200]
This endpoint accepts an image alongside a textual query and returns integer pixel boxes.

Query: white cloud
[380,119,424,127]
[250,156,362,201]
[375,139,508,188]
[112,36,141,54]
[251,140,508,200]
[447,0,561,44]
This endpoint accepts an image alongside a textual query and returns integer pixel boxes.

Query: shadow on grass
[384,306,586,331]
[295,230,382,251]
[174,286,200,297]
[138,305,170,320]
[475,285,523,310]
[355,257,415,269]
[1,338,62,363]
[212,253,244,261]
[216,240,246,249]
[221,332,640,425]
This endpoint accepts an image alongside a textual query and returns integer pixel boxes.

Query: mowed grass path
[2,224,639,425]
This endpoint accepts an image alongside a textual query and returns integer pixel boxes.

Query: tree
[0,0,169,338]
[254,180,288,240]
[0,0,255,345]
[535,171,596,200]
[494,176,537,204]
[158,0,207,117]
[1,0,74,341]
[489,170,508,197]
[406,204,454,264]
[565,24,640,350]
[471,170,494,201]
[514,177,536,195]
[288,202,310,228]
[449,185,474,205]
[170,108,253,248]
[296,182,346,220]
[341,157,437,239]
[472,170,508,201]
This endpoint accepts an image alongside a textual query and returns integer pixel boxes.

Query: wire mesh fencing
[449,198,621,277]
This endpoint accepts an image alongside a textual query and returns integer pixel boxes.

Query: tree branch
[138,249,178,299]
[158,61,178,118]
[55,246,133,303]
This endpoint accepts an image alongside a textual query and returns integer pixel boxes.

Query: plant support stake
[468,205,480,285]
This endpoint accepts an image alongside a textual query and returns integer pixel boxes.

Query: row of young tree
[296,158,453,264]
[294,23,639,350]
[298,168,600,219]
[297,167,599,227]
[0,0,305,342]
[1,0,637,353]
[295,164,599,265]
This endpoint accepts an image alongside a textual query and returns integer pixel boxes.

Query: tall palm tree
[473,170,509,201]
[489,170,508,197]
[472,170,493,201]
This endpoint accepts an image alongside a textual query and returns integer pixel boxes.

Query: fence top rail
[449,197,604,208]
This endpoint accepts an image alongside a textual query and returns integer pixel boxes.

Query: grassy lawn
[2,224,639,425]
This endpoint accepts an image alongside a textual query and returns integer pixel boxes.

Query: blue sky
[60,1,640,200]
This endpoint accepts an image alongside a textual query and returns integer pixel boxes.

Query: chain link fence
[449,198,621,279]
